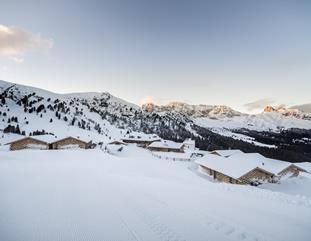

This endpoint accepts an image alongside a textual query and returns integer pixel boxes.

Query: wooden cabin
[147,140,185,153]
[196,152,307,185]
[276,164,307,178]
[121,137,160,148]
[8,137,49,151]
[50,137,90,149]
[198,160,274,185]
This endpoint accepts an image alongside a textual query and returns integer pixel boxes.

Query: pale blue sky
[0,0,310,112]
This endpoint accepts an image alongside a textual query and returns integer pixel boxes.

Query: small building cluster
[195,151,307,185]
[7,136,91,151]
[147,140,185,153]
[121,135,161,147]
[147,138,196,153]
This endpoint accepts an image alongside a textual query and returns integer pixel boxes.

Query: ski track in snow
[1,148,311,241]
[124,184,271,241]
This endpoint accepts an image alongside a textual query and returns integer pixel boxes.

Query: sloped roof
[7,135,57,145]
[211,149,244,157]
[148,140,184,150]
[230,153,291,175]
[196,154,261,179]
[196,152,297,179]
[108,140,127,145]
[50,136,89,144]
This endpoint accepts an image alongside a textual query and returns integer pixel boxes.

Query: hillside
[1,80,311,162]
[1,147,311,241]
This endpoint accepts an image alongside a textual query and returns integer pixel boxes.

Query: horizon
[1,1,311,113]
[1,78,307,114]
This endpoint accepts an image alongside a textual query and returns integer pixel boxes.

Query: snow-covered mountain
[142,102,242,118]
[263,105,311,119]
[290,103,311,114]
[1,80,311,162]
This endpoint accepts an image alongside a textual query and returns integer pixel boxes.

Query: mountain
[290,103,311,113]
[1,79,311,163]
[142,102,242,118]
[263,105,311,119]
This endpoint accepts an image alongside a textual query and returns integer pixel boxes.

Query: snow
[229,153,291,176]
[1,146,311,241]
[106,144,124,154]
[7,134,58,144]
[296,162,311,173]
[260,172,311,198]
[196,153,260,179]
[209,128,277,148]
[151,151,193,161]
[211,149,244,157]
[196,152,306,181]
[195,112,311,132]
[148,140,184,149]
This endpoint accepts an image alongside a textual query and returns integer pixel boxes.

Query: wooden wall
[10,138,48,151]
[52,137,88,149]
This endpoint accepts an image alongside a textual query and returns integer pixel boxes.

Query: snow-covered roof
[107,140,127,145]
[196,152,296,179]
[148,140,184,150]
[31,135,59,143]
[210,149,244,157]
[195,154,262,179]
[229,153,290,175]
[7,135,58,145]
[7,135,91,145]
[50,136,91,144]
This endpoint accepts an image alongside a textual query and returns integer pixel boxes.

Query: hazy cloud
[244,98,276,111]
[0,24,53,62]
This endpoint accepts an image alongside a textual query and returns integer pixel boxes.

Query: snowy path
[1,148,311,241]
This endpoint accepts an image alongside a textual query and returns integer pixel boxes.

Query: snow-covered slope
[0,80,142,144]
[263,105,311,119]
[1,80,311,158]
[0,147,310,241]
[195,112,311,132]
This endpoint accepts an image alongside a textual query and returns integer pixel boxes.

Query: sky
[0,0,310,113]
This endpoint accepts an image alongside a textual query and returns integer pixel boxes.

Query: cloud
[0,24,53,61]
[244,98,276,112]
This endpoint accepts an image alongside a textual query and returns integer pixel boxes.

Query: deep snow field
[1,146,311,241]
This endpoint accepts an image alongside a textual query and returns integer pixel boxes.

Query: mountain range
[1,79,311,162]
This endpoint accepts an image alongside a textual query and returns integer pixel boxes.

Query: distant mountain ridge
[142,102,243,118]
[290,103,311,113]
[263,105,311,119]
[1,79,311,163]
